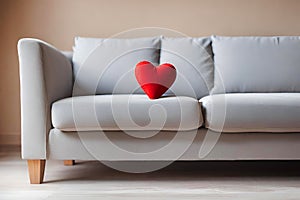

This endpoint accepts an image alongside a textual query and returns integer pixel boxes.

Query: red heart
[135,61,176,99]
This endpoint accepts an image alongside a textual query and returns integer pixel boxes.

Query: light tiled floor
[1,146,300,200]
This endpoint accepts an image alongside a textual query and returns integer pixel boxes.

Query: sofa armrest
[18,38,73,159]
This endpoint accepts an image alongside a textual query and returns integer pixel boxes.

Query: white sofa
[17,36,300,184]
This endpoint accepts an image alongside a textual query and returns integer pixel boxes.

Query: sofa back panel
[160,37,214,99]
[72,37,160,95]
[212,36,300,93]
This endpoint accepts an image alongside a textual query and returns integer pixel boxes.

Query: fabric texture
[52,94,202,131]
[212,36,300,93]
[48,129,300,160]
[18,38,73,159]
[18,36,300,161]
[160,37,214,99]
[201,93,300,132]
[72,37,160,95]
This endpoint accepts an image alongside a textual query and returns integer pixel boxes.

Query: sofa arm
[18,38,73,159]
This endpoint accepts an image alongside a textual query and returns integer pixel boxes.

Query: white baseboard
[0,132,21,145]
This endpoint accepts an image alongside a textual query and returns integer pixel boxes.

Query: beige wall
[1,0,300,145]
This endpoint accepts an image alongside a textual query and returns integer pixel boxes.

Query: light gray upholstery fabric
[160,37,214,99]
[18,38,73,159]
[201,93,300,132]
[48,128,300,160]
[72,37,160,95]
[62,51,73,63]
[19,37,300,162]
[52,95,202,131]
[212,36,300,93]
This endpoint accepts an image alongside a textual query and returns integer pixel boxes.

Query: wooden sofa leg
[64,160,75,166]
[27,160,46,184]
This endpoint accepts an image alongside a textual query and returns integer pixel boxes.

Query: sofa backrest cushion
[72,37,160,95]
[212,36,300,93]
[160,37,214,99]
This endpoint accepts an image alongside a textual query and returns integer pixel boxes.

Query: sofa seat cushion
[52,95,202,131]
[200,93,300,132]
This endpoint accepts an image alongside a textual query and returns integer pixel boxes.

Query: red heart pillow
[135,61,176,99]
